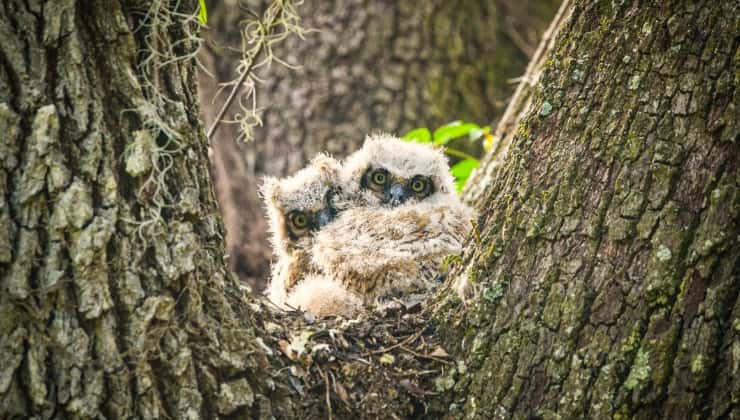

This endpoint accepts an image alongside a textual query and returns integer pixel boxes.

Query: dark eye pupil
[413,180,424,191]
[374,173,385,183]
[294,214,306,226]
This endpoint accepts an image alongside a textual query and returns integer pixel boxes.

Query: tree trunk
[198,0,561,288]
[0,1,279,417]
[440,0,738,418]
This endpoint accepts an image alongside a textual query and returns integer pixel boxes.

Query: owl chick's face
[360,166,434,207]
[261,154,341,254]
[341,134,456,208]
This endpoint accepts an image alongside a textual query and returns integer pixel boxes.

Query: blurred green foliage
[198,0,208,24]
[402,121,495,193]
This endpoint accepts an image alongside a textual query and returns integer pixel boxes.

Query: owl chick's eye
[289,211,309,229]
[410,178,428,193]
[325,188,337,208]
[371,169,388,185]
[409,176,433,198]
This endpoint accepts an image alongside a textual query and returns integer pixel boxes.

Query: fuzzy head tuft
[340,133,457,208]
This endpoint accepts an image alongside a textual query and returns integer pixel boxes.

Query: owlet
[261,154,362,317]
[311,134,474,304]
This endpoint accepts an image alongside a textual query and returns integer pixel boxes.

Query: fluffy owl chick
[312,200,473,304]
[339,133,457,209]
[285,274,363,318]
[261,153,343,308]
[313,134,474,304]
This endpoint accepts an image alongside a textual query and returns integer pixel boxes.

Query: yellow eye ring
[372,170,387,185]
[291,212,308,228]
[411,178,427,193]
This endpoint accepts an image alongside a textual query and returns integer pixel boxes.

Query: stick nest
[252,294,458,419]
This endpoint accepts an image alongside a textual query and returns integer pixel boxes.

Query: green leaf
[468,126,491,141]
[450,158,479,179]
[450,158,479,193]
[198,0,208,25]
[468,128,484,141]
[455,178,466,193]
[433,121,481,145]
[402,128,432,143]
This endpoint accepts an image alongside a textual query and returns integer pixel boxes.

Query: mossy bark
[0,1,285,418]
[198,0,561,288]
[439,1,738,418]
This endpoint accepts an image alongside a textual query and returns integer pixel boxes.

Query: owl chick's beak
[387,183,408,207]
[316,207,336,227]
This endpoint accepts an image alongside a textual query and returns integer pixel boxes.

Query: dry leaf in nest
[428,346,449,358]
[399,379,427,398]
[288,330,313,356]
[278,339,295,360]
[334,380,351,406]
[379,354,395,365]
[289,365,306,378]
[263,321,283,334]
[288,375,305,396]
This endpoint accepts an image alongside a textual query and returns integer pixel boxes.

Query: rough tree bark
[438,1,738,418]
[0,1,283,417]
[198,0,561,288]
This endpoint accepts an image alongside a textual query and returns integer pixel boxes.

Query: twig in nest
[329,370,353,409]
[399,345,453,365]
[365,328,425,356]
[317,365,333,420]
[397,369,441,377]
[262,295,288,311]
[346,354,372,365]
